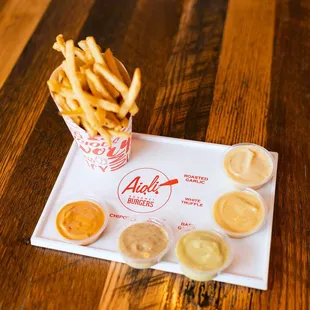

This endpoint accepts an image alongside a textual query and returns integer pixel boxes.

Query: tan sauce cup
[222,143,275,189]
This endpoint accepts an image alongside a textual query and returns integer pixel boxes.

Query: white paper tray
[31,133,278,290]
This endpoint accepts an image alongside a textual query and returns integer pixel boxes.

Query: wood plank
[0,0,51,88]
[100,263,235,310]
[78,0,184,135]
[0,0,97,306]
[198,0,275,308]
[118,0,183,134]
[0,99,109,308]
[0,0,149,308]
[206,0,275,146]
[263,0,310,309]
[99,0,228,309]
[0,0,94,199]
[148,0,228,141]
[99,263,176,310]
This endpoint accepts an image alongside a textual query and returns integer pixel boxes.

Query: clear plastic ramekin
[118,217,173,269]
[222,143,275,189]
[55,193,109,246]
[175,229,233,282]
[212,188,268,239]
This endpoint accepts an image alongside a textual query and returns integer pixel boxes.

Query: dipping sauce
[213,191,265,236]
[176,230,230,281]
[56,201,105,241]
[224,144,273,187]
[119,222,168,260]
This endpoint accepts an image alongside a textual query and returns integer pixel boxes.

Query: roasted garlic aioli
[224,145,273,186]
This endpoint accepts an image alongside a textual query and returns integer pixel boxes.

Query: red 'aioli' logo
[121,175,160,195]
[117,168,178,213]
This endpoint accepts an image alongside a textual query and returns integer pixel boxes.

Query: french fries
[86,36,106,66]
[104,48,123,81]
[118,68,141,119]
[85,68,115,101]
[47,35,141,146]
[94,63,128,95]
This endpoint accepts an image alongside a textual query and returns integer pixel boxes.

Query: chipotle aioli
[56,201,105,241]
[224,145,273,186]
[119,222,168,260]
[213,191,265,235]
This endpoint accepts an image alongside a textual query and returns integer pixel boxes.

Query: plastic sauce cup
[222,143,275,189]
[212,188,268,239]
[175,229,233,282]
[55,193,109,246]
[118,217,173,269]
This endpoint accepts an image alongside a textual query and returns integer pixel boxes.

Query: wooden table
[0,0,309,309]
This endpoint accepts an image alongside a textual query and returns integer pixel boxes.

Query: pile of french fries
[47,35,141,146]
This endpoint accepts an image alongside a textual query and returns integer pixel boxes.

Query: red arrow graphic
[159,179,179,187]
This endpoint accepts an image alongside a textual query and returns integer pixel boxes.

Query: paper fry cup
[50,59,132,173]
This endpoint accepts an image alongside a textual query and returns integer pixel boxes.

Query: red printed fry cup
[64,115,132,172]
[49,59,132,173]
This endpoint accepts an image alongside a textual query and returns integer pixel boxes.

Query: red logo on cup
[117,168,178,213]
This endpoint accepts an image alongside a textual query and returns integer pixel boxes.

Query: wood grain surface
[206,0,275,146]
[265,0,310,309]
[0,0,50,88]
[148,0,227,141]
[0,0,309,309]
[0,0,94,199]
